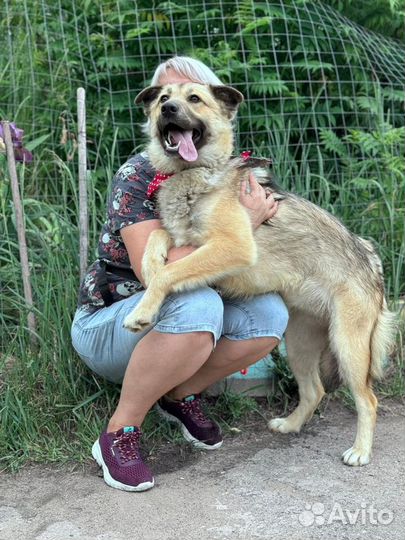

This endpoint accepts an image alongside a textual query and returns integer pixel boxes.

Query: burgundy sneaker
[157,394,223,450]
[91,426,154,492]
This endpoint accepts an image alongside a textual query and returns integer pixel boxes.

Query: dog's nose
[161,101,179,117]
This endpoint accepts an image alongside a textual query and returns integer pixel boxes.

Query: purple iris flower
[0,122,33,162]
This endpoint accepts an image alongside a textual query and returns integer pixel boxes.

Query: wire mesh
[1,0,404,299]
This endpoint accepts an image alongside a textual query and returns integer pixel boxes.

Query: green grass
[1,0,404,474]
[1,105,404,471]
[0,147,263,471]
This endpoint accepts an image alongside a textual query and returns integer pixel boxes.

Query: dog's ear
[135,86,161,113]
[210,85,244,119]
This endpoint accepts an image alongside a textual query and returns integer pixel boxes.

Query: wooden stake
[2,120,37,346]
[77,87,88,281]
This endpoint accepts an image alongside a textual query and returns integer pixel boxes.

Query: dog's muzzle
[161,102,180,118]
[158,101,205,162]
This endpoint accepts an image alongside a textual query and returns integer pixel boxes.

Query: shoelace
[180,398,209,424]
[113,431,141,463]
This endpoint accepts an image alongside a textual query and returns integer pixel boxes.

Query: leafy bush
[0,0,404,469]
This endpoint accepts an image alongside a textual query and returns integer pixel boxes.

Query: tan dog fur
[124,83,396,466]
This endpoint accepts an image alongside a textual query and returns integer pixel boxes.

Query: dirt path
[1,400,404,540]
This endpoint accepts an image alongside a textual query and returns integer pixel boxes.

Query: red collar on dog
[147,151,252,199]
[146,171,174,199]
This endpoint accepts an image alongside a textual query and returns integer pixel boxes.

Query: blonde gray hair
[150,56,223,86]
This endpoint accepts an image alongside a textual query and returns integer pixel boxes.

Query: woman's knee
[155,287,224,342]
[223,293,289,341]
[254,294,289,336]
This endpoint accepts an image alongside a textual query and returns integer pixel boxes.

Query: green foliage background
[0,0,404,468]
[1,0,403,301]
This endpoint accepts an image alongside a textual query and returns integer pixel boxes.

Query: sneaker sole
[155,403,223,450]
[91,441,155,492]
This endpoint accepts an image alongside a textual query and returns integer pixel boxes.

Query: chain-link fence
[1,0,404,326]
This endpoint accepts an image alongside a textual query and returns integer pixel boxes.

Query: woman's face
[158,67,196,85]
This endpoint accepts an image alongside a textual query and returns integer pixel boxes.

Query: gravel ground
[0,399,404,540]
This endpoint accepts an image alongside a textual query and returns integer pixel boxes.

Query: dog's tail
[357,237,397,380]
[369,298,397,380]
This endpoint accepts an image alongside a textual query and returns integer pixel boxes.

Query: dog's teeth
[165,140,180,150]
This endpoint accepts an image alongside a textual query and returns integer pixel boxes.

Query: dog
[124,82,396,466]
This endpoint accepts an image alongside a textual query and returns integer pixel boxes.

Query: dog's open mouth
[161,123,203,162]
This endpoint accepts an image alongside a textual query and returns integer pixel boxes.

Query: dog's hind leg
[329,298,378,466]
[269,310,326,433]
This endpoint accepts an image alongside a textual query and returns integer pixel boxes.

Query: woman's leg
[108,330,213,431]
[72,287,225,430]
[72,287,226,491]
[168,336,278,400]
[169,293,289,399]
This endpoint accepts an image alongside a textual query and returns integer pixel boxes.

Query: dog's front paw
[342,446,371,466]
[123,308,156,333]
[268,417,300,434]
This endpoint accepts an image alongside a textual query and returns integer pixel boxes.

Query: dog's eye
[160,95,169,103]
[189,95,201,103]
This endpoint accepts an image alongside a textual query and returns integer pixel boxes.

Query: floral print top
[77,152,159,312]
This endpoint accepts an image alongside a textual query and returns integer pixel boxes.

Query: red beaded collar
[146,151,252,199]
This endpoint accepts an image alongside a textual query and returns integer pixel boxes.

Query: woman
[71,56,289,492]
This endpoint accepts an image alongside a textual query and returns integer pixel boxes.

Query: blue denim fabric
[71,287,288,383]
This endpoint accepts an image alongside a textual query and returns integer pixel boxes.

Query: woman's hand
[240,173,279,229]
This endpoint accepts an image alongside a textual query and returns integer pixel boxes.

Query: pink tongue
[170,130,198,162]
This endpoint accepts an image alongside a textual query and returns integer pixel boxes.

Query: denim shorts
[71,287,288,383]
